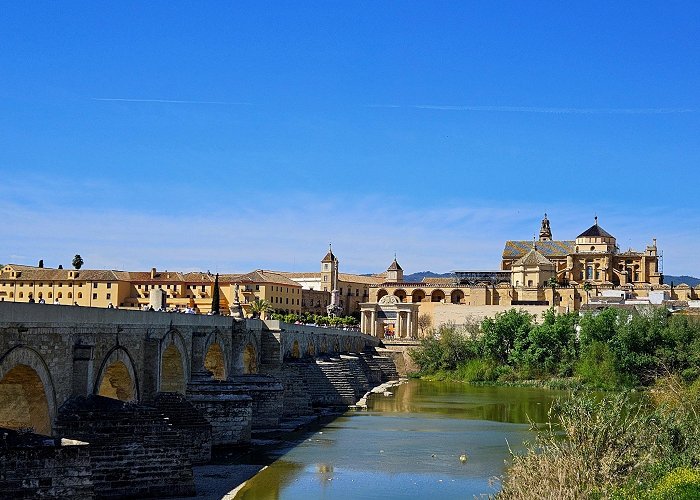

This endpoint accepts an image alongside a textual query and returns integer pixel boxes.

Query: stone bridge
[0,302,394,498]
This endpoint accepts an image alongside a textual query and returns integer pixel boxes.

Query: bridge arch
[291,340,300,359]
[243,343,258,374]
[0,346,57,436]
[203,330,230,381]
[159,330,189,393]
[95,346,140,402]
[307,342,316,357]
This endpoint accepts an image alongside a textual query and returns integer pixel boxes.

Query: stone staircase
[260,330,282,369]
[361,353,400,381]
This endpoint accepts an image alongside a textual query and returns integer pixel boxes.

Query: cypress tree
[211,273,220,315]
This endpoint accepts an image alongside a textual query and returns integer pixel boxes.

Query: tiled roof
[277,272,321,279]
[234,270,301,287]
[577,223,614,239]
[321,250,337,263]
[387,259,402,271]
[503,240,575,258]
[338,273,385,285]
[514,248,554,267]
[421,277,455,285]
[0,265,125,282]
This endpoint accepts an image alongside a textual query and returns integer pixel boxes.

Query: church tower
[386,256,404,282]
[539,213,552,241]
[320,245,338,292]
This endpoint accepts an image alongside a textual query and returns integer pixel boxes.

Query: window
[201,285,205,292]
[106,283,111,289]
[323,276,328,282]
[93,283,98,288]
[356,289,359,296]
[58,293,62,298]
[255,285,259,291]
[18,292,23,298]
[78,292,83,299]
[9,292,13,298]
[590,246,595,252]
[106,293,111,300]
[48,292,52,299]
[58,283,62,287]
[68,292,72,299]
[93,293,97,300]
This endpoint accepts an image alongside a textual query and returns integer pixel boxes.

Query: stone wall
[0,428,93,499]
[55,395,195,498]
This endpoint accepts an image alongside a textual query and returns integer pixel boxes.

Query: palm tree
[583,281,593,303]
[249,298,272,319]
[547,276,558,306]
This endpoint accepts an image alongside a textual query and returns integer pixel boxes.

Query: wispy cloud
[91,98,252,105]
[368,104,695,114]
[2,192,697,276]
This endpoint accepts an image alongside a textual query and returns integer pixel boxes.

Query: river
[231,380,568,499]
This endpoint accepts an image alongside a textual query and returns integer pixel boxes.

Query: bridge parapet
[261,320,380,363]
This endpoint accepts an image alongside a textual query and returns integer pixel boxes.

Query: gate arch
[0,346,57,435]
[95,346,139,402]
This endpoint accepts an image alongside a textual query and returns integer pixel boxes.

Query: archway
[307,342,316,357]
[204,343,226,381]
[95,347,139,402]
[243,343,258,374]
[377,289,388,300]
[0,365,52,435]
[291,340,300,359]
[0,347,57,436]
[394,289,407,303]
[98,362,136,401]
[412,289,426,303]
[450,289,464,304]
[320,337,328,354]
[160,343,186,393]
[431,290,445,302]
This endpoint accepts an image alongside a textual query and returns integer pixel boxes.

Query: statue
[230,283,244,319]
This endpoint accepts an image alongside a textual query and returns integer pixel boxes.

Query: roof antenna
[595,214,598,225]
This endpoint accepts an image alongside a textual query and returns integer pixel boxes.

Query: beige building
[0,265,301,316]
[360,215,673,336]
[278,247,386,317]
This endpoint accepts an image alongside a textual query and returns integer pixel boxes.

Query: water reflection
[233,380,567,499]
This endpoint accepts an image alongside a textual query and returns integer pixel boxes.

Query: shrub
[576,340,621,389]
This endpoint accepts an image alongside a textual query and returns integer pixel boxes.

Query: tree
[249,298,272,319]
[211,273,220,315]
[72,254,84,270]
[583,281,593,302]
[417,313,433,337]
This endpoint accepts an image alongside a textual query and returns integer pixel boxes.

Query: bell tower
[539,213,552,241]
[320,244,338,292]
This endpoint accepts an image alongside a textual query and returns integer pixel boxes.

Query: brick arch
[159,329,190,393]
[0,346,57,435]
[291,340,301,359]
[94,346,140,402]
[393,289,407,303]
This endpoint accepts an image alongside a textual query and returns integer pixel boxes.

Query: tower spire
[539,213,552,241]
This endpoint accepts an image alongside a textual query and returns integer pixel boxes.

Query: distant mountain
[665,275,700,287]
[403,271,453,282]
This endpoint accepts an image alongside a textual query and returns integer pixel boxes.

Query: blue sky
[1,2,698,276]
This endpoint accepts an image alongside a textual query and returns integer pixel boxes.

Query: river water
[232,380,567,499]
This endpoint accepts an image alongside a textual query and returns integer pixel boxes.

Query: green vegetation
[408,308,700,498]
[249,298,272,319]
[410,307,700,388]
[72,254,84,270]
[269,311,359,327]
[497,376,700,499]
